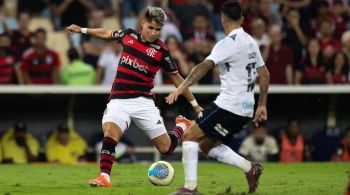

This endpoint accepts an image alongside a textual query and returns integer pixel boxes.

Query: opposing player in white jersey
[166,1,270,194]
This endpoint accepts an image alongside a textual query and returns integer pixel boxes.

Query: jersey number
[246,62,256,92]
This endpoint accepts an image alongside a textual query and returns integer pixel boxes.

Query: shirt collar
[228,27,244,37]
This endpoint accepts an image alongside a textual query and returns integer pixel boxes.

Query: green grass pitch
[0,162,348,195]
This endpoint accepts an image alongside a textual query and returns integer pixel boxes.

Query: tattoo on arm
[181,60,214,88]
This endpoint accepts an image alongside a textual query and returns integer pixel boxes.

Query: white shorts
[102,97,167,139]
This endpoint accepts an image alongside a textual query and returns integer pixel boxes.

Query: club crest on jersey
[149,43,161,50]
[130,33,138,39]
[146,48,157,57]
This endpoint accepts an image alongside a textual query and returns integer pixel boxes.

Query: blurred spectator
[341,31,350,80]
[313,126,342,161]
[96,44,122,86]
[60,47,96,85]
[183,12,216,84]
[318,19,341,62]
[295,39,326,84]
[17,0,48,16]
[165,35,192,79]
[326,51,349,84]
[332,127,350,162]
[262,24,293,84]
[278,0,312,15]
[250,18,269,47]
[81,10,108,68]
[0,33,23,84]
[50,0,96,30]
[173,0,211,36]
[21,28,61,84]
[160,10,182,42]
[329,0,347,39]
[95,137,136,163]
[282,9,308,66]
[279,118,310,163]
[119,0,145,18]
[46,124,87,164]
[0,122,39,164]
[9,12,34,59]
[0,0,18,33]
[92,0,114,16]
[239,124,279,162]
[242,0,260,34]
[308,1,330,38]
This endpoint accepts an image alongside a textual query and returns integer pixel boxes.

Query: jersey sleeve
[111,29,128,44]
[160,51,178,74]
[205,39,234,65]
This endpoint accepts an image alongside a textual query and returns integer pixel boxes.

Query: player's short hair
[14,122,27,133]
[58,124,69,133]
[145,7,167,26]
[221,0,242,21]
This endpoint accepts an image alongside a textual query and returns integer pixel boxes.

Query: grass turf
[0,162,348,195]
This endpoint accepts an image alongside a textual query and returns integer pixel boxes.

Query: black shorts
[195,102,251,142]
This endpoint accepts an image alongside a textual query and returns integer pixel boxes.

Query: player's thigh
[102,99,131,138]
[131,97,167,140]
[195,102,251,142]
[183,122,207,142]
[199,138,220,154]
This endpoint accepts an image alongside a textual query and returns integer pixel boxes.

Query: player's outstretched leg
[207,144,263,193]
[161,115,191,155]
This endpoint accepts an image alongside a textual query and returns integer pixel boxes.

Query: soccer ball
[147,161,175,186]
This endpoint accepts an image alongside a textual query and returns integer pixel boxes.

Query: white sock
[176,123,187,131]
[100,172,111,182]
[182,141,198,190]
[208,144,251,172]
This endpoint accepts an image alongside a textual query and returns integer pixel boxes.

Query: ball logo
[146,48,157,57]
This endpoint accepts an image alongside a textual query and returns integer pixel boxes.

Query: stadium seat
[102,17,121,30]
[29,17,54,32]
[47,32,70,66]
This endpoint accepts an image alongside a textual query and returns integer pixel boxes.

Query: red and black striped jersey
[109,28,178,99]
[0,49,18,84]
[21,48,60,84]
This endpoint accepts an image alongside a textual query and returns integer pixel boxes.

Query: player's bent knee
[102,122,123,140]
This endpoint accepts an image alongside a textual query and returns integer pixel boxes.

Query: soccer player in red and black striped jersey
[67,7,202,187]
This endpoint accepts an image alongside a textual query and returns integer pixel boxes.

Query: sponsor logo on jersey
[146,48,157,57]
[128,39,134,44]
[130,33,138,39]
[214,123,229,136]
[121,55,148,73]
[149,43,161,50]
[242,101,254,110]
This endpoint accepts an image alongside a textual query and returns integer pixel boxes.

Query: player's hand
[253,105,267,127]
[194,105,203,114]
[165,87,184,104]
[66,24,81,33]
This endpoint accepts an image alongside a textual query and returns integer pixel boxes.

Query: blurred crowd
[0,119,349,164]
[0,0,350,85]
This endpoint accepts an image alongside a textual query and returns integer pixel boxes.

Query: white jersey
[97,47,121,86]
[206,27,265,117]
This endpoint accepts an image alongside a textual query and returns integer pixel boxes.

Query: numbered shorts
[195,102,251,142]
[102,97,167,139]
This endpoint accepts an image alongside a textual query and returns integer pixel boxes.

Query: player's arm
[168,73,202,113]
[166,60,214,104]
[253,66,270,127]
[66,24,114,40]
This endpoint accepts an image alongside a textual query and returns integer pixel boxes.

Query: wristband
[81,28,88,34]
[190,100,198,107]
